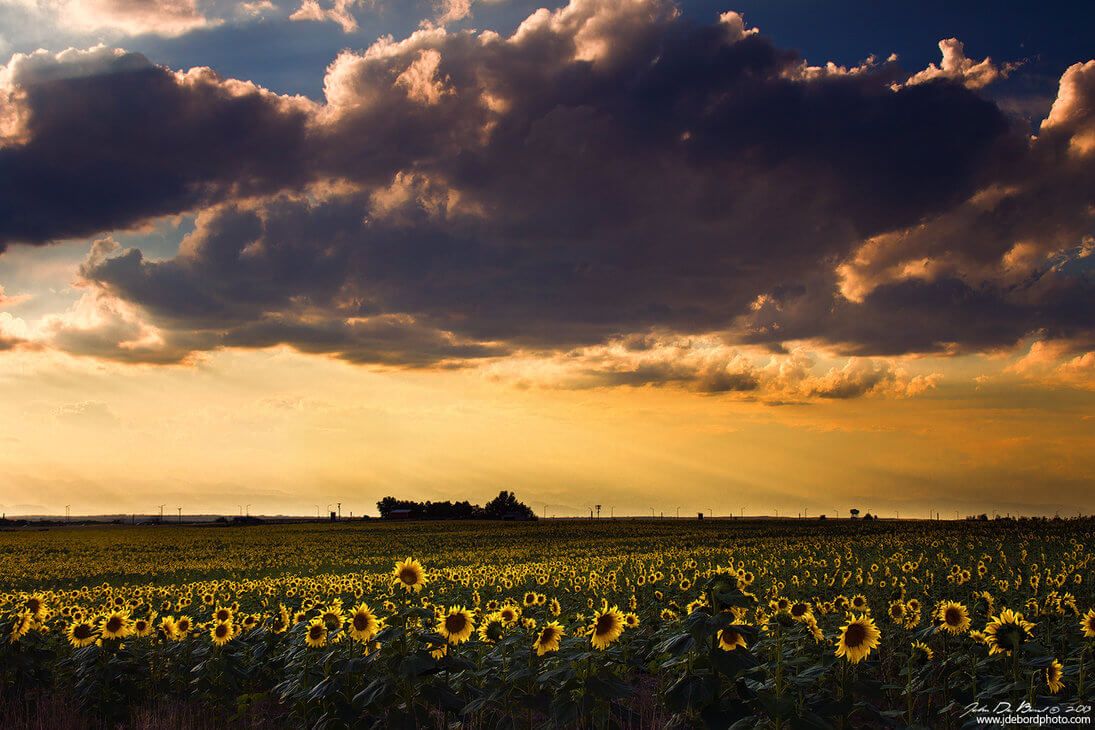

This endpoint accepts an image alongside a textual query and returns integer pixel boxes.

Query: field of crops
[0,518,1091,728]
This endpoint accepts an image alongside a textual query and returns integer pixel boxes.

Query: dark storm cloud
[0,46,312,249]
[5,0,1095,369]
[738,270,1095,357]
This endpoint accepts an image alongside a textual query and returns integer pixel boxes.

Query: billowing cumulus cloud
[60,0,215,36]
[1,0,1094,393]
[906,37,1018,90]
[480,335,942,401]
[289,0,369,32]
[0,45,314,247]
[1,0,219,38]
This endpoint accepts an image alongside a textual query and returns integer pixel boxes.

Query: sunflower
[133,616,154,637]
[835,614,881,664]
[213,606,233,624]
[304,618,328,648]
[99,611,132,640]
[1080,608,1095,639]
[717,628,747,652]
[67,620,97,648]
[623,612,640,629]
[24,594,47,620]
[937,601,970,635]
[790,602,813,621]
[533,621,565,656]
[911,641,933,662]
[887,601,906,622]
[660,608,679,621]
[478,612,506,644]
[173,616,193,639]
[159,616,178,640]
[210,621,233,646]
[589,606,624,650]
[319,604,344,629]
[9,612,33,642]
[984,608,1035,656]
[499,605,521,626]
[1045,659,1065,694]
[549,598,561,616]
[348,603,378,643]
[523,592,538,607]
[392,558,427,593]
[850,595,869,612]
[437,606,475,645]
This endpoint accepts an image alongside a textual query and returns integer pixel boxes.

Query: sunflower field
[0,518,1091,728]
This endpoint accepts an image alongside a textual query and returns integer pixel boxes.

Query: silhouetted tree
[483,491,536,520]
[376,491,536,520]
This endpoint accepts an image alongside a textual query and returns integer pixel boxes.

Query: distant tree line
[376,491,537,521]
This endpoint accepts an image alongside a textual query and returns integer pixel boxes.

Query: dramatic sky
[0,0,1093,518]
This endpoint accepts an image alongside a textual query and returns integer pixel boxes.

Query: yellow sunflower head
[478,612,506,644]
[67,620,97,648]
[937,601,971,635]
[1080,609,1095,639]
[717,628,747,652]
[348,603,378,643]
[304,618,328,648]
[210,621,233,646]
[392,558,427,593]
[1045,659,1065,694]
[99,611,132,640]
[984,608,1034,656]
[835,614,881,664]
[589,606,624,651]
[533,621,565,656]
[910,640,933,663]
[437,606,475,645]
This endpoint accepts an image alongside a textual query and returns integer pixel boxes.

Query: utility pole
[177,506,182,523]
[337,502,342,520]
[65,505,70,522]
[246,504,251,517]
[314,505,320,518]
[676,506,680,519]
[158,504,165,521]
